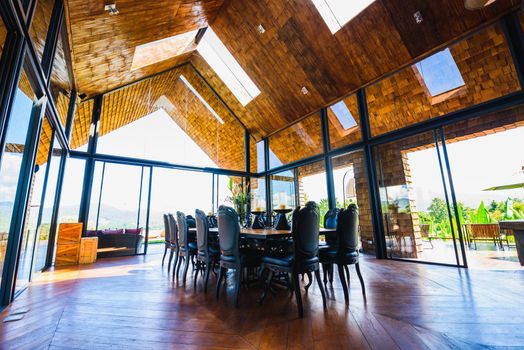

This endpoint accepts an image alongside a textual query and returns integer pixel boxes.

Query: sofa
[86,228,144,258]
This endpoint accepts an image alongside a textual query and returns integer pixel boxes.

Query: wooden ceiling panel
[66,0,225,96]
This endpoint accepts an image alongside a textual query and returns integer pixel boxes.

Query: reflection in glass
[33,138,62,272]
[28,0,53,61]
[16,119,53,293]
[375,131,464,265]
[251,177,267,212]
[50,31,73,127]
[91,66,245,170]
[367,23,521,137]
[0,70,35,290]
[327,94,361,150]
[269,113,323,168]
[271,170,296,211]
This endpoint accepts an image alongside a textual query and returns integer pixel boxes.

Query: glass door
[375,129,467,266]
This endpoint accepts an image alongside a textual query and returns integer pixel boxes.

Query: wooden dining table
[188,227,336,240]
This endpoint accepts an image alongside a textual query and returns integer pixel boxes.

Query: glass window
[197,27,260,106]
[251,177,267,212]
[16,118,53,293]
[33,135,62,273]
[250,139,265,174]
[271,169,296,211]
[96,67,245,171]
[268,112,323,168]
[70,99,93,151]
[328,94,362,150]
[28,0,53,62]
[312,0,375,34]
[297,161,328,221]
[0,70,36,289]
[414,48,465,97]
[57,158,85,225]
[88,162,149,257]
[367,23,522,137]
[149,168,212,244]
[332,150,373,252]
[49,30,73,127]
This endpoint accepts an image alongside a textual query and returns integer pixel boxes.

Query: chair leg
[329,264,334,284]
[182,255,190,285]
[162,245,168,266]
[355,262,366,295]
[304,271,313,292]
[338,264,349,305]
[172,248,179,279]
[167,249,174,273]
[204,261,211,293]
[292,273,303,318]
[193,261,200,289]
[322,263,329,284]
[258,269,273,305]
[216,267,225,300]
[175,255,183,280]
[344,265,350,286]
[234,268,241,307]
[315,269,327,310]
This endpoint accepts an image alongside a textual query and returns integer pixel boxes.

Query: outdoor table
[499,220,524,266]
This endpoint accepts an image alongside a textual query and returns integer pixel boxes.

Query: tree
[427,198,448,225]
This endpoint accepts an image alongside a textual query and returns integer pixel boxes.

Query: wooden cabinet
[55,223,82,266]
[79,237,98,264]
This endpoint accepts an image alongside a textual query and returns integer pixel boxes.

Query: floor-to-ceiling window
[0,70,36,291]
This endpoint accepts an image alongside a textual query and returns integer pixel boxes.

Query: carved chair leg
[204,262,211,293]
[167,249,174,272]
[175,255,183,280]
[182,254,190,285]
[292,273,304,318]
[216,267,225,300]
[258,269,273,305]
[338,264,349,305]
[304,271,313,292]
[355,262,366,295]
[172,249,179,279]
[234,267,242,307]
[193,261,200,289]
[315,269,327,309]
[162,245,168,266]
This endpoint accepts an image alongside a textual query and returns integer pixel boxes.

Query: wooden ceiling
[64,0,224,97]
[63,0,521,142]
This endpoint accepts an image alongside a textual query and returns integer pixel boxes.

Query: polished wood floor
[1,245,523,349]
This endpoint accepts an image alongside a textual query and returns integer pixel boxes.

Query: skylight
[330,101,357,130]
[179,75,224,124]
[197,27,260,106]
[131,30,197,71]
[312,0,375,34]
[414,48,465,97]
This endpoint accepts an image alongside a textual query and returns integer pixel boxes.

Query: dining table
[188,227,336,240]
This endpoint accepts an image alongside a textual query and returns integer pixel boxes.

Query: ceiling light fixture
[464,0,496,10]
[104,3,119,15]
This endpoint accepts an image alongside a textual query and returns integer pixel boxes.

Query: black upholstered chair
[194,209,220,292]
[260,201,327,318]
[216,205,260,306]
[321,208,339,283]
[175,211,198,284]
[162,214,171,267]
[319,204,365,304]
[167,213,180,277]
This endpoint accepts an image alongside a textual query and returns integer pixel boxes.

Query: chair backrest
[167,213,178,245]
[176,211,188,249]
[292,201,320,262]
[195,209,209,254]
[218,205,240,260]
[163,214,171,243]
[466,223,500,239]
[336,204,359,253]
[324,208,339,229]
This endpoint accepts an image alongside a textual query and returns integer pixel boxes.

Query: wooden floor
[1,245,523,349]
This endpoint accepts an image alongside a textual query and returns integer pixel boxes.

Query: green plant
[226,178,251,218]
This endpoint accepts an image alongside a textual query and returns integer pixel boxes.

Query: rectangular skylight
[179,75,224,124]
[312,0,375,34]
[197,27,260,106]
[330,101,357,129]
[414,48,465,97]
[131,30,197,71]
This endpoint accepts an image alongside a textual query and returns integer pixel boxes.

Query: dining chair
[162,214,171,267]
[175,211,198,284]
[259,201,327,318]
[167,213,180,278]
[319,204,365,305]
[194,209,220,292]
[321,208,339,283]
[216,205,260,306]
